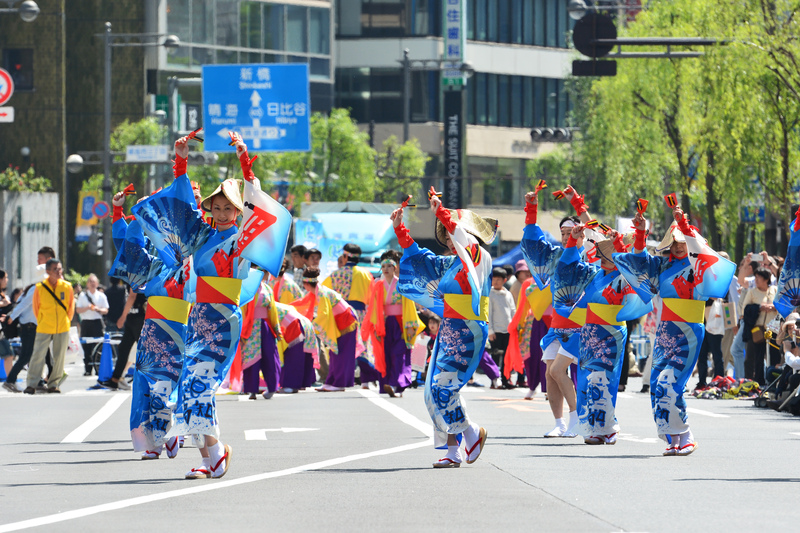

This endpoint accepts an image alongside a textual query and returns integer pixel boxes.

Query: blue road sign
[202,63,311,153]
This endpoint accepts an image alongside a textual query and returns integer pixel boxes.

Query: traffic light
[531,128,573,143]
[571,11,618,77]
[88,226,103,256]
[187,152,220,166]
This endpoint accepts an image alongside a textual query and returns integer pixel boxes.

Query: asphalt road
[2,358,799,533]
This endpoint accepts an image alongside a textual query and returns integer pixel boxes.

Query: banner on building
[443,90,464,209]
[75,191,100,242]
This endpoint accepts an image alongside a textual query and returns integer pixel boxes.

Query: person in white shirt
[75,274,109,375]
[488,267,516,388]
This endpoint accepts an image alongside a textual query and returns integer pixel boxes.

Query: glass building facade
[336,69,569,129]
[164,0,334,110]
[336,0,571,45]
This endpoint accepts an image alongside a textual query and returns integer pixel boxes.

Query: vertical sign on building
[443,90,463,209]
[442,0,466,87]
[442,0,467,208]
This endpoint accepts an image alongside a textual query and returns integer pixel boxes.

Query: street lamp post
[0,0,39,22]
[98,22,179,281]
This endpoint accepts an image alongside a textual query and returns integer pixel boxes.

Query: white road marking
[789,432,800,437]
[356,389,433,437]
[60,394,128,444]
[244,428,319,440]
[686,407,729,418]
[1,388,434,532]
[616,433,659,444]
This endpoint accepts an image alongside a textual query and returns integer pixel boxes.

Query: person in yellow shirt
[23,259,75,394]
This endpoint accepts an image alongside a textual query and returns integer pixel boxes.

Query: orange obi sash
[586,303,624,326]
[196,276,242,306]
[660,297,704,324]
[443,294,489,321]
[144,296,192,325]
[550,307,586,329]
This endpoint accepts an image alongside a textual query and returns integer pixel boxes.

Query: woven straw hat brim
[201,178,244,213]
[434,209,498,247]
[656,223,686,253]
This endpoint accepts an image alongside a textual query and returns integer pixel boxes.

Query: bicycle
[87,332,123,376]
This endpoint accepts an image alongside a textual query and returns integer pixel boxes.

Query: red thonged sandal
[465,427,487,464]
[185,466,210,480]
[209,444,232,479]
[432,457,461,469]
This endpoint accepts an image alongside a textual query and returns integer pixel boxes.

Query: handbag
[751,313,767,344]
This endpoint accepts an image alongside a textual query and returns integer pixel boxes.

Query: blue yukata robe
[109,217,192,452]
[132,173,262,441]
[556,246,652,438]
[614,232,734,440]
[520,223,592,359]
[398,224,492,449]
[775,218,800,319]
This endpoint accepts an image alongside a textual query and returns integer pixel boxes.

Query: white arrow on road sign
[0,106,14,123]
[244,428,320,440]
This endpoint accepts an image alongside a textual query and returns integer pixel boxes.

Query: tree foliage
[0,164,52,192]
[550,0,800,258]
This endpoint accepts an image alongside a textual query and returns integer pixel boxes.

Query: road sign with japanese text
[442,0,466,86]
[202,63,311,153]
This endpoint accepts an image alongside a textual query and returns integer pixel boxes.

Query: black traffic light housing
[572,12,617,77]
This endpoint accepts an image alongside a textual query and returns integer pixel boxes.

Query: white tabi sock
[463,423,480,446]
[679,429,694,447]
[445,445,463,463]
[208,441,225,464]
[566,410,578,432]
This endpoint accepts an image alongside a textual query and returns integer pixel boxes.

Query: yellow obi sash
[196,276,242,306]
[586,303,624,326]
[443,294,489,321]
[660,297,705,324]
[145,296,192,325]
[551,307,587,329]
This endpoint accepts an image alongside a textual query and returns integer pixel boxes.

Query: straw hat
[655,222,686,254]
[591,232,634,262]
[201,178,244,213]
[434,209,498,247]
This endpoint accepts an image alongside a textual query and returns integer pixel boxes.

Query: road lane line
[60,394,128,444]
[2,391,435,532]
[0,439,432,533]
[355,389,433,437]
[686,407,729,418]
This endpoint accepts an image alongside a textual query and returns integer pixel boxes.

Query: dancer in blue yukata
[613,197,734,456]
[394,188,495,468]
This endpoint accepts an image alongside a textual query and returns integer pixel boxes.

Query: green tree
[565,0,800,256]
[0,165,52,192]
[374,135,429,203]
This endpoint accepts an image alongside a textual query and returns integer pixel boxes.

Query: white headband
[561,220,577,230]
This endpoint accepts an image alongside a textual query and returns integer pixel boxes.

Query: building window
[310,8,331,55]
[2,49,34,91]
[264,4,285,50]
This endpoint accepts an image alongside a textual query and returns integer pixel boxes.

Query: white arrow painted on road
[244,428,320,440]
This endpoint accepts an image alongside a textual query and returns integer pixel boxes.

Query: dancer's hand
[174,136,189,159]
[524,191,538,206]
[633,213,647,231]
[390,207,404,228]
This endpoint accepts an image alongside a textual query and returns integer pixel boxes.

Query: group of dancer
[510,184,734,455]
[389,181,734,465]
[108,127,740,474]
